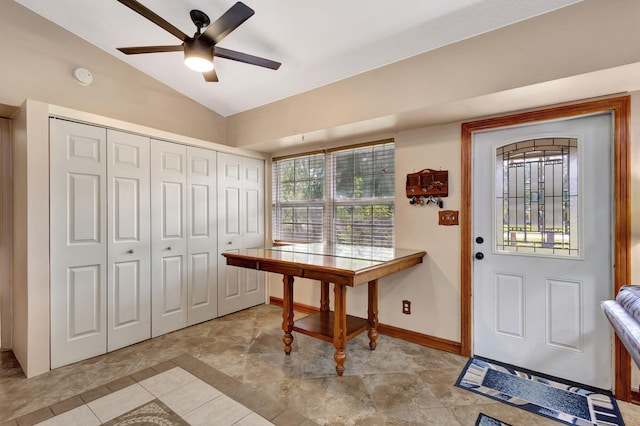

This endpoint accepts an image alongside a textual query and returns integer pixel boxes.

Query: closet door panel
[50,119,107,369]
[187,147,217,325]
[241,157,265,304]
[217,153,265,316]
[107,130,150,351]
[151,140,187,336]
[217,153,243,316]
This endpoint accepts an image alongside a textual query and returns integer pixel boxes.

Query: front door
[472,113,613,390]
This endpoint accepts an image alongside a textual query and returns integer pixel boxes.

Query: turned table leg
[333,283,347,376]
[367,279,379,350]
[320,281,330,312]
[282,275,295,355]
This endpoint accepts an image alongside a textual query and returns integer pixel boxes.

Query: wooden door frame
[460,96,632,401]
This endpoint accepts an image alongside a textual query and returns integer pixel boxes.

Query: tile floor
[1,304,640,425]
[3,352,312,426]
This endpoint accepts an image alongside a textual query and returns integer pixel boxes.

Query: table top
[222,243,426,286]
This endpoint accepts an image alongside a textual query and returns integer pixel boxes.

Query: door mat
[476,413,512,426]
[456,358,624,426]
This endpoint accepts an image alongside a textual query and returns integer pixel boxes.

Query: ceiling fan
[115,0,281,82]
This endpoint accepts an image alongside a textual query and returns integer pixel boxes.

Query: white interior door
[186,146,217,325]
[217,153,265,316]
[472,113,613,389]
[50,119,107,368]
[107,129,150,351]
[151,140,187,336]
[241,156,265,308]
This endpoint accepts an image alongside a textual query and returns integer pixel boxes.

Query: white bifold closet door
[51,119,108,368]
[186,146,217,326]
[51,121,152,368]
[106,129,151,352]
[150,140,217,337]
[217,153,265,316]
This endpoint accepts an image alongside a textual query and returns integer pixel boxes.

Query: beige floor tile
[159,378,222,416]
[34,405,100,426]
[619,400,640,426]
[86,383,154,423]
[234,412,275,426]
[139,367,198,397]
[183,394,251,426]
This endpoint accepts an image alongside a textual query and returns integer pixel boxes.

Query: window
[496,138,579,256]
[272,140,395,247]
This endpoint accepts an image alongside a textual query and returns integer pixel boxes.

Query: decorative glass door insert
[495,137,579,257]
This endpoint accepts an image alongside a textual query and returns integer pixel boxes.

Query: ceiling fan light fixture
[184,38,214,72]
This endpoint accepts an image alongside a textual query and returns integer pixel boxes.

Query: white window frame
[272,139,395,248]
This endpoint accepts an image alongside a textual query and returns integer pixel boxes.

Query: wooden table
[222,244,426,376]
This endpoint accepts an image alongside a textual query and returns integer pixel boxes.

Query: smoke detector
[72,67,93,86]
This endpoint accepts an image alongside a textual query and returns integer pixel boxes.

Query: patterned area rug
[476,413,512,426]
[103,400,187,426]
[457,358,625,426]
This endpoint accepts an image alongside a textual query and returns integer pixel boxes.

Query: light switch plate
[439,210,459,226]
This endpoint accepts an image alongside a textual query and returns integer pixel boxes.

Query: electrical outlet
[402,300,411,315]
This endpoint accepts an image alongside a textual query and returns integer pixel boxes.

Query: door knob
[476,237,484,244]
[475,252,484,260]
[166,246,172,250]
[127,249,134,254]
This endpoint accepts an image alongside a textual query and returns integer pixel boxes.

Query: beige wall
[0,1,225,145]
[227,0,640,152]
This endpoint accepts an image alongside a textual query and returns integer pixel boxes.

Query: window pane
[334,203,394,248]
[294,181,309,200]
[334,151,354,199]
[281,182,294,201]
[496,138,579,256]
[276,204,324,242]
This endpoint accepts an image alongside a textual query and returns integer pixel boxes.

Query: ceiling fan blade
[200,2,254,45]
[203,69,219,82]
[214,46,281,70]
[116,0,188,41]
[117,45,184,55]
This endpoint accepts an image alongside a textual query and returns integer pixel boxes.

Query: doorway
[472,113,612,389]
[460,97,632,400]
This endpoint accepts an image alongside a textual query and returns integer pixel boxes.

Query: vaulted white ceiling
[16,0,582,117]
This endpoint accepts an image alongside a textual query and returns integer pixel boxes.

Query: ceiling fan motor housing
[184,38,214,71]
